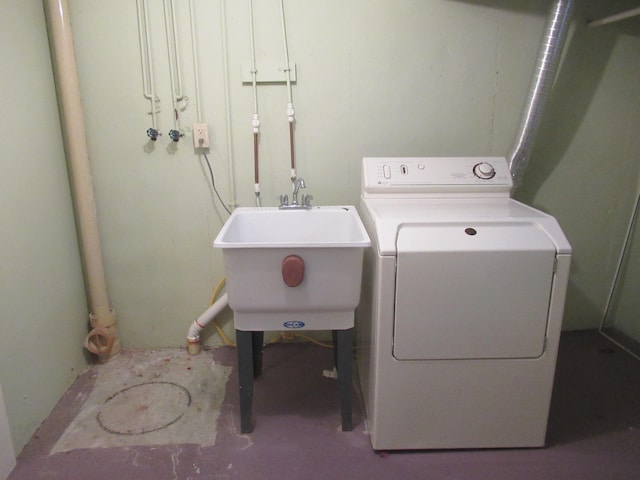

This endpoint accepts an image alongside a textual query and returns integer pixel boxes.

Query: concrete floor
[50,348,232,452]
[8,330,640,480]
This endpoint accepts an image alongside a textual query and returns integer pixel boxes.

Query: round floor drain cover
[97,381,192,435]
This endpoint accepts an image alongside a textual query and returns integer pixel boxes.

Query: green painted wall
[518,5,640,330]
[603,206,640,341]
[0,1,89,453]
[66,0,640,342]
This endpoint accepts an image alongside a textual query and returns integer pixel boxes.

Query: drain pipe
[44,0,120,362]
[507,0,575,190]
[187,293,229,354]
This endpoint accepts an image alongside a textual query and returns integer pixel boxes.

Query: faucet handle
[302,194,313,206]
[279,194,289,206]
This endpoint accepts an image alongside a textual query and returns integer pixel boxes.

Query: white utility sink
[213,206,371,331]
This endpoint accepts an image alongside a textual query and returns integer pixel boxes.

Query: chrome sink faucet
[292,177,305,204]
[279,177,313,209]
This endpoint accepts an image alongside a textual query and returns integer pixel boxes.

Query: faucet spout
[280,178,312,209]
[292,177,306,204]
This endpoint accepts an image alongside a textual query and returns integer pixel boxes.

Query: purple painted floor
[9,330,640,480]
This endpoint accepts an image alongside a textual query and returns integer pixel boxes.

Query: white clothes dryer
[356,157,571,450]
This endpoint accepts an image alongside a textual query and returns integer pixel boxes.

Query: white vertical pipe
[189,0,202,122]
[163,0,180,131]
[279,0,293,106]
[136,0,152,100]
[144,0,159,129]
[44,0,119,360]
[144,0,158,129]
[220,0,238,208]
[248,0,259,116]
[137,0,158,130]
[279,0,296,180]
[169,0,185,102]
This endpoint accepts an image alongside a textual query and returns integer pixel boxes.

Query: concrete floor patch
[51,349,232,452]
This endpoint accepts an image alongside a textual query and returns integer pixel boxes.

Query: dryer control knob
[473,162,496,179]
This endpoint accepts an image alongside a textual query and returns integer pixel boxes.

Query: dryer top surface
[359,197,571,256]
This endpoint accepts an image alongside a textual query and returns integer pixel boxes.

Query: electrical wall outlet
[193,123,210,148]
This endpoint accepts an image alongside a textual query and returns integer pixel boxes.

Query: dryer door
[393,222,556,360]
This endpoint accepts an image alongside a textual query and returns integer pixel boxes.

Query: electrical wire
[266,332,334,348]
[294,333,334,349]
[209,277,226,306]
[202,151,232,215]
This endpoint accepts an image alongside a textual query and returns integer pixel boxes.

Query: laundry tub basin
[213,206,371,330]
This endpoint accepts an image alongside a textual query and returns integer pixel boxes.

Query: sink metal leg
[252,331,264,378]
[335,328,353,431]
[332,330,338,369]
[238,328,351,433]
[236,329,254,433]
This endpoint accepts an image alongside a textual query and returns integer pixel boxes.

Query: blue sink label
[283,321,305,329]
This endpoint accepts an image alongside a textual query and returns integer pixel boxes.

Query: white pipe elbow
[187,322,201,341]
[186,293,229,354]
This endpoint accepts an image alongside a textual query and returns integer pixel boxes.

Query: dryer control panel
[362,157,513,197]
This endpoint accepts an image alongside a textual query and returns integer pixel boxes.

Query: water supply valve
[168,129,183,142]
[146,128,161,141]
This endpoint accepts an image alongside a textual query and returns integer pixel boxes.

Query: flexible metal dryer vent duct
[508,0,575,190]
